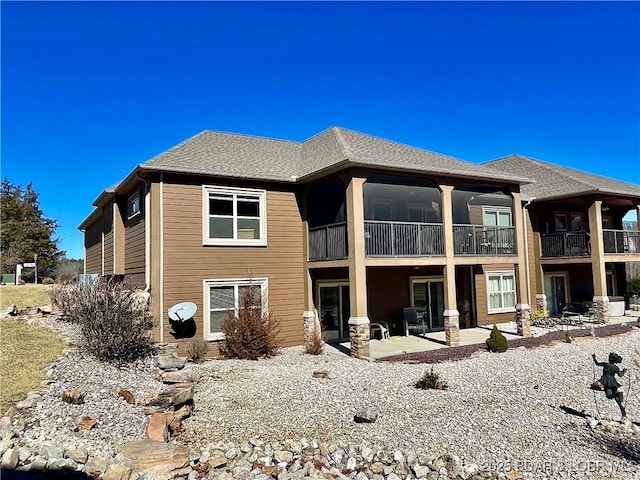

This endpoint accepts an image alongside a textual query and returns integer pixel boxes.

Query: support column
[441,185,459,346]
[532,229,547,312]
[535,293,548,313]
[589,200,609,324]
[512,193,531,337]
[301,200,320,347]
[346,177,370,359]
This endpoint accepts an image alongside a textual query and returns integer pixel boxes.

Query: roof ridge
[203,129,300,144]
[332,127,353,159]
[514,155,607,190]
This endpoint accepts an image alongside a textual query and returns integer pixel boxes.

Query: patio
[326,312,639,360]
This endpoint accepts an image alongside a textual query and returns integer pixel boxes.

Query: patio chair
[370,320,390,340]
[403,307,427,336]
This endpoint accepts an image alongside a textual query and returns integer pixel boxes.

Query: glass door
[544,274,568,316]
[411,278,445,331]
[318,283,350,340]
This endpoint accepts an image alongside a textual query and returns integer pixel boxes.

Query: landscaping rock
[119,389,135,404]
[312,371,329,379]
[104,463,133,480]
[85,456,111,476]
[147,412,172,442]
[2,304,19,318]
[64,443,89,463]
[15,398,37,410]
[155,355,187,371]
[62,390,84,404]
[118,440,190,480]
[149,383,194,409]
[76,414,98,430]
[354,407,378,423]
[1,447,19,469]
[161,369,193,384]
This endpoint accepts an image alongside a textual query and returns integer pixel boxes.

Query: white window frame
[482,206,512,227]
[203,277,268,341]
[127,191,141,219]
[486,271,517,314]
[202,186,267,246]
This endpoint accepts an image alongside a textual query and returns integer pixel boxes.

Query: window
[372,202,393,221]
[570,214,584,231]
[127,191,141,219]
[204,278,267,340]
[483,206,512,227]
[554,213,568,232]
[203,186,267,245]
[487,271,516,314]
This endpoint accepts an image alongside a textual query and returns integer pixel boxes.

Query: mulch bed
[379,323,639,364]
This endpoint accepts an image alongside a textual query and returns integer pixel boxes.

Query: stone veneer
[443,310,459,347]
[535,294,547,313]
[348,317,370,359]
[302,311,319,349]
[515,304,531,337]
[593,296,610,324]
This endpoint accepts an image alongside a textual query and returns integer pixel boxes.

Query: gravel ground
[179,328,640,480]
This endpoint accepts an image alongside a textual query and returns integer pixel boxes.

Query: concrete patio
[326,311,640,360]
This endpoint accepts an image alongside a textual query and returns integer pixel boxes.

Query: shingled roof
[484,154,640,201]
[139,127,529,184]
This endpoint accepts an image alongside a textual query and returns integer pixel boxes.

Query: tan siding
[104,231,114,273]
[125,220,145,274]
[84,220,102,274]
[475,263,517,326]
[469,205,483,225]
[160,182,305,353]
[526,212,538,302]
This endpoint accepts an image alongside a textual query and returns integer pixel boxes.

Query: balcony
[309,222,347,261]
[453,225,516,256]
[603,229,640,254]
[364,221,444,257]
[541,231,590,257]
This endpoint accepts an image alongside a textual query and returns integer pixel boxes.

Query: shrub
[305,318,324,355]
[564,332,573,343]
[627,277,640,296]
[42,277,54,285]
[220,285,280,360]
[186,339,210,363]
[530,310,549,320]
[486,325,508,353]
[50,280,155,362]
[415,366,447,390]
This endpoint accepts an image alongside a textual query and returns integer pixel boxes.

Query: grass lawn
[0,319,65,412]
[0,284,51,310]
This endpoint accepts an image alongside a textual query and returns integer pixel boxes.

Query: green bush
[486,325,508,353]
[42,278,54,285]
[220,285,280,360]
[415,366,447,390]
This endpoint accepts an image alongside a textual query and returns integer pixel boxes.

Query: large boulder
[118,440,190,480]
[155,355,187,371]
[148,383,194,409]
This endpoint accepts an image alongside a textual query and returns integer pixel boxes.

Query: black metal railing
[364,221,444,257]
[541,231,590,257]
[603,229,640,254]
[453,225,516,256]
[308,222,347,261]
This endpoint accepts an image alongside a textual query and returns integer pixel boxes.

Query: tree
[1,178,63,281]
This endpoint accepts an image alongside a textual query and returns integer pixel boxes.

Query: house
[484,155,640,322]
[79,127,640,358]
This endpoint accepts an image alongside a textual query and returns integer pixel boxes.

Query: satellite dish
[168,302,197,322]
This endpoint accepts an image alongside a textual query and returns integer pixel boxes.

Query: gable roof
[484,154,640,201]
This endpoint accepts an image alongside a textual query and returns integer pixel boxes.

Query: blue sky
[2,1,639,260]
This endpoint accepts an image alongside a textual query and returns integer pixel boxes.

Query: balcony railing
[603,229,640,254]
[453,225,516,256]
[364,221,444,257]
[309,222,347,261]
[541,231,590,257]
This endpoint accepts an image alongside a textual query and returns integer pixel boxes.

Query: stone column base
[348,316,370,359]
[535,294,547,313]
[515,303,531,337]
[593,296,610,324]
[443,309,460,347]
[303,311,320,348]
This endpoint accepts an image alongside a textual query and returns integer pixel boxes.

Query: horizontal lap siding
[475,263,517,326]
[125,220,145,274]
[103,231,114,273]
[84,221,102,274]
[162,183,305,352]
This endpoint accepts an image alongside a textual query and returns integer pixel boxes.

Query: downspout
[523,197,535,306]
[135,171,151,288]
